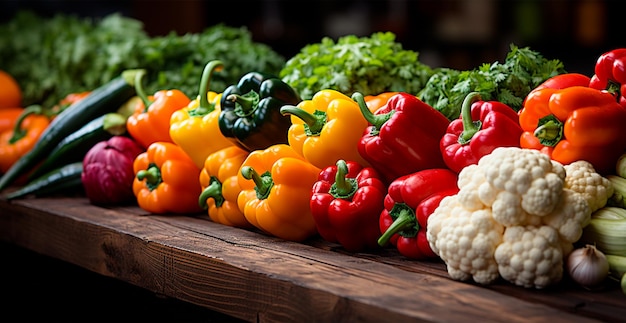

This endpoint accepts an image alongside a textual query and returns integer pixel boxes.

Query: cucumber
[4,162,84,200]
[26,112,127,181]
[0,70,142,191]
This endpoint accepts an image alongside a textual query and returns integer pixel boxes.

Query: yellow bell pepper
[279,89,370,170]
[198,145,251,228]
[237,144,321,242]
[170,61,234,168]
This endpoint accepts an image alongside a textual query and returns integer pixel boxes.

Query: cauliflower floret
[494,225,564,289]
[564,160,614,212]
[427,195,504,285]
[541,189,591,244]
[457,147,565,225]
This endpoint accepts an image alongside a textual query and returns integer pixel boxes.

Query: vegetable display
[2,14,626,298]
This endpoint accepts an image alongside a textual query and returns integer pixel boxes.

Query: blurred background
[0,0,622,79]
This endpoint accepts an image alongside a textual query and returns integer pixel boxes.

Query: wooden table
[1,196,624,322]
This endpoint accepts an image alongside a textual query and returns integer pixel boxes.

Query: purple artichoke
[81,136,144,205]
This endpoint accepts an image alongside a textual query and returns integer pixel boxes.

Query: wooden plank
[0,197,623,322]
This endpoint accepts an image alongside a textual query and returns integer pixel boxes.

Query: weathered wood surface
[1,196,624,323]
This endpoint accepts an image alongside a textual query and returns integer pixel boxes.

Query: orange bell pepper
[0,105,50,173]
[364,91,398,113]
[237,144,321,241]
[0,107,24,133]
[132,141,203,214]
[126,70,191,149]
[170,61,234,168]
[519,86,626,174]
[279,89,370,170]
[198,145,251,228]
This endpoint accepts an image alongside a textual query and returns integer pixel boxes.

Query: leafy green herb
[279,32,434,100]
[418,44,566,120]
[0,11,286,107]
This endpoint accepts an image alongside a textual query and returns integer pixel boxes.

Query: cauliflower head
[564,160,613,212]
[494,225,563,289]
[427,147,592,289]
[427,195,504,285]
[457,147,566,226]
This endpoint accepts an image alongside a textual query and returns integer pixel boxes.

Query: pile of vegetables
[2,11,626,297]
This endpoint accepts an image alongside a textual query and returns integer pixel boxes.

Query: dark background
[0,0,623,76]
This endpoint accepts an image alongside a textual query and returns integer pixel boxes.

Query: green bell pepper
[218,72,301,152]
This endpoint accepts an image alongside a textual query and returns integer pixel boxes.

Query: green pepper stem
[533,114,564,147]
[198,177,224,210]
[607,80,622,103]
[352,92,392,136]
[196,60,224,115]
[330,160,357,199]
[280,105,325,135]
[226,92,259,117]
[241,166,273,200]
[136,164,162,191]
[133,69,153,112]
[458,92,483,145]
[9,105,43,144]
[377,203,418,247]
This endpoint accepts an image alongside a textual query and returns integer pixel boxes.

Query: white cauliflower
[427,147,592,289]
[564,160,613,212]
[494,225,563,289]
[427,195,504,285]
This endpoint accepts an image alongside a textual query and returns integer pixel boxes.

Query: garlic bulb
[567,245,610,289]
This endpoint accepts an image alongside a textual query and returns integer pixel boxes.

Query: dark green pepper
[218,72,301,152]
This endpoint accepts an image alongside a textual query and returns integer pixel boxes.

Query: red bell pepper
[353,92,450,185]
[378,168,459,259]
[377,168,459,260]
[310,159,386,252]
[589,48,626,107]
[440,92,522,174]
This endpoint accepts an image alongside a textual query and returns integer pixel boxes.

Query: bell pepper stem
[352,92,392,136]
[533,114,563,147]
[330,160,357,199]
[279,105,326,136]
[9,105,43,144]
[458,92,483,144]
[241,166,273,200]
[377,203,418,247]
[196,60,224,115]
[607,80,622,102]
[198,177,225,210]
[132,69,153,111]
[136,164,162,191]
[226,92,260,117]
